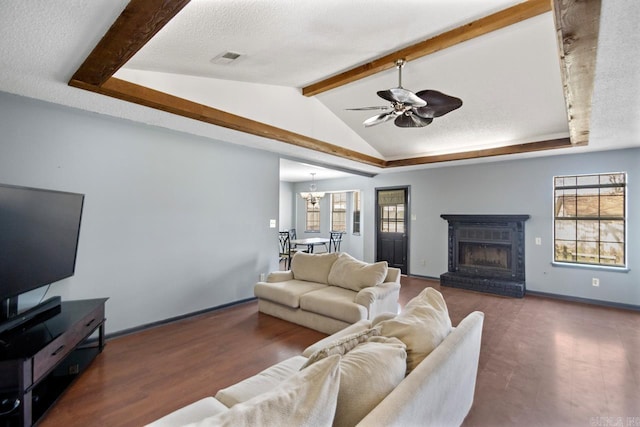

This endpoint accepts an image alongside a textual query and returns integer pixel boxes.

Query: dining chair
[288,228,297,240]
[278,231,293,270]
[287,228,308,253]
[327,231,345,253]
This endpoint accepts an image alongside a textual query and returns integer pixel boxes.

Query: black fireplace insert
[440,214,529,297]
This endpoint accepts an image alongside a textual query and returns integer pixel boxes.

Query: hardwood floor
[39,277,639,427]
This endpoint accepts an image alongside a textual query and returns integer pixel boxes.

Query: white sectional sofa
[255,252,401,334]
[146,288,485,427]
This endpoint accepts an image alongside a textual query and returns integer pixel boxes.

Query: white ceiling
[118,0,569,163]
[279,159,356,182]
[0,1,638,182]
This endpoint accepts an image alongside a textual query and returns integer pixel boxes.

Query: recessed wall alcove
[440,214,529,298]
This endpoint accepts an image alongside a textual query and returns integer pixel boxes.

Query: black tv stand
[0,298,107,427]
[0,297,62,336]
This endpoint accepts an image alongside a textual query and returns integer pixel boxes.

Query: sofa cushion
[216,356,308,407]
[299,286,367,324]
[300,328,380,369]
[333,338,407,427]
[302,319,373,358]
[327,253,388,291]
[375,287,452,373]
[291,251,339,284]
[254,279,326,308]
[183,355,341,427]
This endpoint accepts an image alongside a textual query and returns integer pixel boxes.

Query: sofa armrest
[357,311,485,427]
[385,267,401,284]
[355,282,401,307]
[266,270,294,282]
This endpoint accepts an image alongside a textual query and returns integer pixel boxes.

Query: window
[331,192,347,232]
[377,190,405,233]
[553,172,626,267]
[352,191,361,234]
[305,198,320,232]
[380,205,405,232]
[378,189,406,233]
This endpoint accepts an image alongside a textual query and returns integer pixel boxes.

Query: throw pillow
[183,355,341,427]
[375,287,452,373]
[300,328,380,369]
[291,251,339,284]
[333,338,407,427]
[327,252,388,292]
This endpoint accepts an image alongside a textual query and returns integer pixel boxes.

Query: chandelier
[299,173,325,206]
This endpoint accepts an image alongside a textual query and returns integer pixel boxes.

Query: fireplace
[440,214,529,297]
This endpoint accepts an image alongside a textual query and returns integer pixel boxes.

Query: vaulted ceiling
[2,0,637,179]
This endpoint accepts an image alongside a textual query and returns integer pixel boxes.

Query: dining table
[290,237,330,253]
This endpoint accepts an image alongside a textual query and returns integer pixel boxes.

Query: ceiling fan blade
[346,106,390,111]
[377,88,427,107]
[364,112,396,127]
[394,113,433,128]
[414,90,463,118]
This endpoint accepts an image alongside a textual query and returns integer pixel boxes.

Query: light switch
[411,214,417,221]
[535,237,542,245]
[269,219,277,228]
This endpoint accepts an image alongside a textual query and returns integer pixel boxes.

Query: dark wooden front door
[375,187,409,274]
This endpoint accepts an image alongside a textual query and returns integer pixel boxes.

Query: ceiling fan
[348,59,463,128]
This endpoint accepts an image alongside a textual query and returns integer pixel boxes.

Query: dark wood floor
[39,277,640,427]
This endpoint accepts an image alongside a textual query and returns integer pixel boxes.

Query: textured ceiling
[0,1,639,181]
[119,0,569,166]
[124,0,521,88]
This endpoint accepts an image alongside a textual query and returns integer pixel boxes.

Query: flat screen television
[0,183,84,326]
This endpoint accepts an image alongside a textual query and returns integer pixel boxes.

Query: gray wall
[278,181,294,231]
[295,148,639,307]
[2,91,636,338]
[0,92,281,333]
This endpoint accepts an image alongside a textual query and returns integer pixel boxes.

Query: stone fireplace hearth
[440,214,529,298]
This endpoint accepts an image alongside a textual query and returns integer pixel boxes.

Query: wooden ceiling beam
[384,138,572,167]
[71,0,191,87]
[552,0,601,145]
[68,77,387,168]
[68,0,599,169]
[302,0,552,97]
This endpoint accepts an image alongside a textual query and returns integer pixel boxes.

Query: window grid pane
[331,193,347,232]
[305,198,320,232]
[379,204,405,233]
[553,173,626,267]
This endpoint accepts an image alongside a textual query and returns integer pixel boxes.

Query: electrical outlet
[535,237,542,245]
[259,273,266,282]
[421,259,426,266]
[592,278,600,287]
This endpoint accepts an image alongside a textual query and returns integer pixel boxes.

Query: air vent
[211,51,242,65]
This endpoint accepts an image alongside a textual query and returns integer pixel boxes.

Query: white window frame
[552,172,627,270]
[330,192,347,232]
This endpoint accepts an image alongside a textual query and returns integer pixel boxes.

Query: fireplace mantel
[440,214,531,223]
[440,214,529,297]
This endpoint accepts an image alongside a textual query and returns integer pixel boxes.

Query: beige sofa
[146,288,484,427]
[255,252,401,334]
